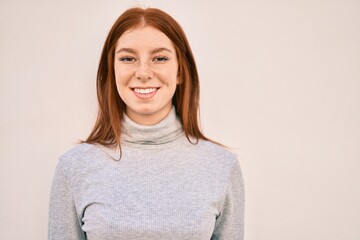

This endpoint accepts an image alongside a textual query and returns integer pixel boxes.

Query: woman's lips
[132,87,159,99]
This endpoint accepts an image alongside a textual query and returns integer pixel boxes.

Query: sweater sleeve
[211,158,245,240]
[48,161,86,240]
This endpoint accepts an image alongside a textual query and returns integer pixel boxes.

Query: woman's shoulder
[191,140,242,182]
[197,139,237,155]
[57,143,104,173]
[59,143,94,161]
[195,139,239,165]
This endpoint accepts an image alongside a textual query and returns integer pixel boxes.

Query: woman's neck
[121,106,183,145]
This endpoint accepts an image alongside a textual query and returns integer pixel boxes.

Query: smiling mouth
[132,87,159,99]
[133,87,158,94]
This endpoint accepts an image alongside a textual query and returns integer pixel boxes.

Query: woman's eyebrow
[151,47,172,54]
[115,47,172,54]
[116,48,136,54]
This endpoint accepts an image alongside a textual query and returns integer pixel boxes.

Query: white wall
[1,0,359,239]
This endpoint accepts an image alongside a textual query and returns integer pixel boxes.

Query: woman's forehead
[116,26,174,51]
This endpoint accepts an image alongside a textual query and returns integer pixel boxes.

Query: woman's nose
[135,62,153,81]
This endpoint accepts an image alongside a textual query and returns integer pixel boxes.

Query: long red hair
[85,7,209,149]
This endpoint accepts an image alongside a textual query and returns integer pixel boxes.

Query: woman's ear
[176,77,183,84]
[176,71,183,84]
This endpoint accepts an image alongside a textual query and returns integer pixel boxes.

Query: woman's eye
[153,56,169,62]
[119,57,136,62]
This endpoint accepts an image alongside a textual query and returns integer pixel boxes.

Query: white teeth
[134,88,157,94]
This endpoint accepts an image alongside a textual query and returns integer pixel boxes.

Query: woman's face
[114,26,179,125]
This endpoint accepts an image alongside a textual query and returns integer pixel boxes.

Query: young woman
[48,7,244,240]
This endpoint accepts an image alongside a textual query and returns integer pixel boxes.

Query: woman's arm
[48,162,86,240]
[211,158,245,240]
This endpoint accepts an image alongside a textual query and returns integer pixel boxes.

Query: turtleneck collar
[121,106,184,145]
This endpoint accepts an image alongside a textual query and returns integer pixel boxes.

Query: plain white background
[1,0,359,239]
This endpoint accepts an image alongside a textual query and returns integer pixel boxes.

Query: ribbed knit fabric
[48,107,244,240]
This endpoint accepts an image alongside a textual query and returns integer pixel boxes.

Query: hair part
[84,7,211,156]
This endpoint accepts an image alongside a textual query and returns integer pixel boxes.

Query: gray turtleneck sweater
[48,108,244,240]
